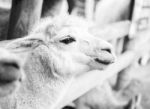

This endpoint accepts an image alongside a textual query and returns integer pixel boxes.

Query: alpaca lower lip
[94,51,115,65]
[94,58,113,65]
[0,81,20,97]
[0,79,16,86]
[0,72,22,86]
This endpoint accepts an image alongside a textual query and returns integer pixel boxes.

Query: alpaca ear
[5,36,45,65]
[6,36,44,53]
[90,20,130,40]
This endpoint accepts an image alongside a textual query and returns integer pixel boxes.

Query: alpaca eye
[60,35,76,44]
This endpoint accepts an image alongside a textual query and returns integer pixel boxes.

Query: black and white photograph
[0,0,150,109]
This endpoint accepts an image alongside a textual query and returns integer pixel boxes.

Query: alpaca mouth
[0,61,22,97]
[0,74,22,97]
[94,51,115,65]
[94,58,114,65]
[0,80,20,97]
[0,78,21,86]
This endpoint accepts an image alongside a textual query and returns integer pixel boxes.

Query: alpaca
[0,48,25,97]
[0,15,115,109]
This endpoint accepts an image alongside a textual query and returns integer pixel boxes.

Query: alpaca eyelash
[59,35,76,44]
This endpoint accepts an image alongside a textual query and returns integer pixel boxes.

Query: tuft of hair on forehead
[30,15,93,39]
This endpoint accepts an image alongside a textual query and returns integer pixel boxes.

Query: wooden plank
[7,0,43,39]
[85,0,95,20]
[113,0,135,91]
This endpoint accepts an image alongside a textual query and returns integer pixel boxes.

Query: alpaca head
[6,16,115,76]
[30,16,115,75]
[0,48,25,97]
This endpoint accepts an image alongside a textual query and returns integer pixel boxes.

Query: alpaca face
[6,16,115,76]
[0,48,24,97]
[45,24,115,75]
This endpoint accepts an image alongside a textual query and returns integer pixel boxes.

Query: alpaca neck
[0,46,74,109]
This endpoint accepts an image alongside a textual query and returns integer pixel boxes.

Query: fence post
[114,0,135,91]
[7,0,43,39]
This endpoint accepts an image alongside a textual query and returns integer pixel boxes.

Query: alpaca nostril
[101,48,111,53]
